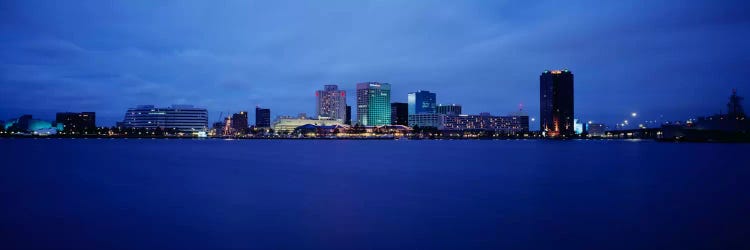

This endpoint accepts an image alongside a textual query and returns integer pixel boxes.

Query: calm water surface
[1,139,749,249]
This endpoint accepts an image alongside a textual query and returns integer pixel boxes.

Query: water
[1,138,749,249]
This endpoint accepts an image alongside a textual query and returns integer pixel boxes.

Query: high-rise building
[345,105,352,125]
[255,106,271,128]
[55,112,96,132]
[407,90,437,115]
[540,69,574,137]
[121,105,208,132]
[356,82,391,126]
[316,85,347,121]
[436,104,462,116]
[391,102,408,126]
[231,111,248,132]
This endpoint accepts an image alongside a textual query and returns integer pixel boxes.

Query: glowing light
[631,112,637,117]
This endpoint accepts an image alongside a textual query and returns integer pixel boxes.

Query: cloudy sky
[1,0,749,127]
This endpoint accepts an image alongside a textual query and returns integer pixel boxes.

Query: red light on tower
[341,92,345,97]
[315,92,319,97]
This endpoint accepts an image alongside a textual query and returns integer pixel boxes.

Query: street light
[631,112,637,117]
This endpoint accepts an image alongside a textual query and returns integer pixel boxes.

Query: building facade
[587,123,606,137]
[436,104,462,116]
[121,105,208,132]
[55,112,96,132]
[408,113,445,128]
[345,105,352,125]
[443,113,529,134]
[540,69,575,137]
[255,106,271,128]
[272,115,347,134]
[231,111,248,132]
[316,85,347,121]
[407,90,437,115]
[356,82,391,126]
[391,102,408,126]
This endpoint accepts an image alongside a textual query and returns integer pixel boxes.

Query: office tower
[55,112,96,132]
[391,102,408,126]
[436,104,462,116]
[345,105,352,125]
[356,82,391,126]
[231,111,248,132]
[255,106,271,128]
[122,105,208,131]
[540,69,574,137]
[407,90,437,115]
[316,85,347,121]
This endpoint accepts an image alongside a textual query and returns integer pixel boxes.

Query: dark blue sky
[1,0,749,127]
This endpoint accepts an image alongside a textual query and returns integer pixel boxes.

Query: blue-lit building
[121,105,208,132]
[4,115,61,134]
[356,82,391,126]
[407,90,437,115]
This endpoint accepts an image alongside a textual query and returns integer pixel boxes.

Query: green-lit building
[356,82,391,126]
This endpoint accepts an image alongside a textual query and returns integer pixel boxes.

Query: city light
[631,112,637,117]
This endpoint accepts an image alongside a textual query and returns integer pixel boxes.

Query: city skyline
[1,1,749,126]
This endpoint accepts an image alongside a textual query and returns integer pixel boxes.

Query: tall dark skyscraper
[540,69,574,137]
[391,102,408,126]
[255,106,271,128]
[231,111,248,131]
[345,105,352,125]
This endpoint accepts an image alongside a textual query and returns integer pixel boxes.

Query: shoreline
[1,135,748,143]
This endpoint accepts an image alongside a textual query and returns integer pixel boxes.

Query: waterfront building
[436,104,462,116]
[540,69,575,137]
[4,114,60,134]
[55,112,96,133]
[231,111,248,132]
[272,115,347,134]
[316,85,347,122]
[574,119,584,135]
[121,105,208,132]
[408,90,437,115]
[255,106,271,128]
[391,102,408,126]
[408,113,445,129]
[356,82,391,126]
[587,123,606,137]
[345,105,352,125]
[693,89,749,131]
[443,112,529,134]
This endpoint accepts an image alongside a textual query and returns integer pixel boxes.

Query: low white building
[272,116,347,133]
